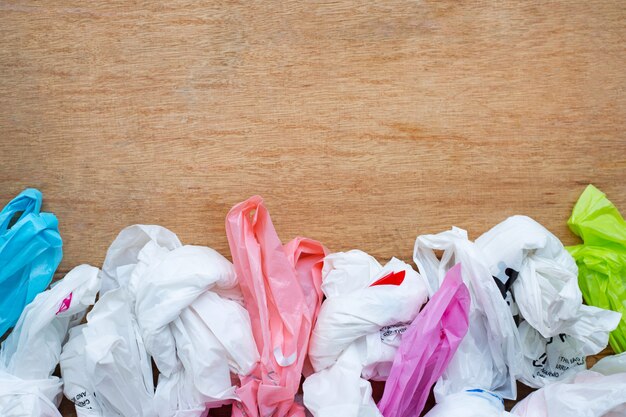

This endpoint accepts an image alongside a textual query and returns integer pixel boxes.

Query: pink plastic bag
[378,263,471,417]
[225,196,327,417]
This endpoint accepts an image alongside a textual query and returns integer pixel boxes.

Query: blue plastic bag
[0,188,62,336]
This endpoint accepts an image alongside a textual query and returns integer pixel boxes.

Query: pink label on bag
[56,292,73,314]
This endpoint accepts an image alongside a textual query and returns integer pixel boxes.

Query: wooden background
[1,1,625,415]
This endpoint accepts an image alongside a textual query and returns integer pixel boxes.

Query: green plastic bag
[567,184,626,353]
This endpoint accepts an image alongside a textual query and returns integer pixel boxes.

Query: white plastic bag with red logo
[476,216,621,387]
[0,264,100,417]
[303,250,429,417]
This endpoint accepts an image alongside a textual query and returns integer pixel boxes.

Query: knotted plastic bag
[61,225,258,417]
[303,250,428,417]
[414,227,523,401]
[0,188,63,336]
[511,352,626,417]
[378,263,470,417]
[225,196,327,417]
[0,264,100,417]
[567,184,626,353]
[476,215,621,387]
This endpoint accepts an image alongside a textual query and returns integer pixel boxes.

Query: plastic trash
[61,225,258,417]
[61,286,156,417]
[511,352,626,417]
[567,184,626,353]
[0,264,100,417]
[225,196,327,417]
[0,188,63,337]
[377,263,470,417]
[476,215,621,387]
[303,250,429,417]
[413,227,523,401]
[424,390,514,417]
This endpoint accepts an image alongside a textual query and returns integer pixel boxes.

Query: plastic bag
[424,390,513,417]
[225,196,327,417]
[61,287,156,417]
[413,227,523,400]
[476,215,621,387]
[303,250,429,417]
[0,264,100,417]
[567,184,626,353]
[511,352,626,417]
[61,225,258,417]
[0,188,63,336]
[378,263,470,417]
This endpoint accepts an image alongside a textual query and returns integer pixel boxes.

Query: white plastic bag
[511,352,626,417]
[61,225,258,417]
[413,227,523,401]
[61,287,156,417]
[424,390,514,417]
[303,250,429,417]
[476,216,621,387]
[0,264,100,417]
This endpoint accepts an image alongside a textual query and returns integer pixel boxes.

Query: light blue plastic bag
[0,188,62,336]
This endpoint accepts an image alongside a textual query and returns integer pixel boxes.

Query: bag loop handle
[0,188,43,233]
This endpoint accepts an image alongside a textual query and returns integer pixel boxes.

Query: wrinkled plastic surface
[414,227,522,400]
[303,250,428,417]
[424,390,513,417]
[476,215,620,387]
[62,287,156,417]
[567,184,626,353]
[61,225,258,417]
[511,352,626,417]
[0,265,100,417]
[378,263,470,417]
[225,196,327,417]
[0,188,63,336]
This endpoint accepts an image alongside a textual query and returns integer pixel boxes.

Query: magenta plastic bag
[378,263,471,417]
[226,196,327,417]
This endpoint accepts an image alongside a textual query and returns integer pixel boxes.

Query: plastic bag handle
[0,188,43,233]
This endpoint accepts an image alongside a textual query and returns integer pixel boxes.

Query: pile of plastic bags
[0,185,624,417]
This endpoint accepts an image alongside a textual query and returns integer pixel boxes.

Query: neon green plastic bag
[567,184,626,353]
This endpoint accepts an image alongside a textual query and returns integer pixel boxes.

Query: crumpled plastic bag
[567,184,626,353]
[0,264,100,417]
[476,215,621,387]
[377,263,470,417]
[61,224,258,417]
[225,196,327,417]
[0,188,63,336]
[414,227,523,400]
[511,352,626,417]
[424,390,513,417]
[303,250,429,417]
[61,286,156,417]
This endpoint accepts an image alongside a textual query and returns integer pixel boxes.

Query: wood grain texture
[1,1,625,415]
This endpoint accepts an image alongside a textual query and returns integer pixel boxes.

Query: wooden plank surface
[1,1,625,415]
